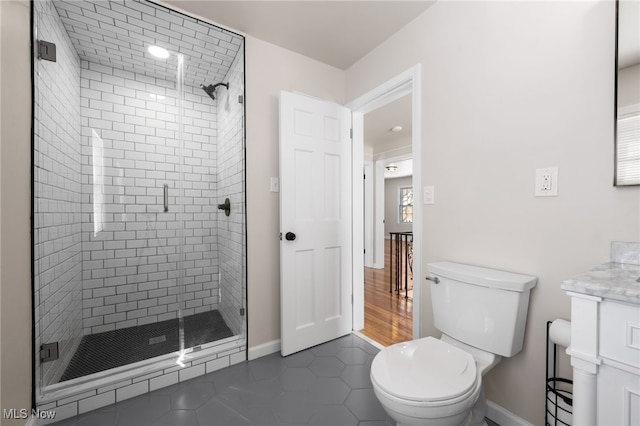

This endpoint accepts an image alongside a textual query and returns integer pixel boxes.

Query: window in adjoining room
[398,186,413,224]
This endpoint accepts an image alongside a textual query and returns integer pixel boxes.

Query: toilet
[370,261,537,426]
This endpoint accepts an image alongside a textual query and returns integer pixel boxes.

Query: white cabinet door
[597,364,640,425]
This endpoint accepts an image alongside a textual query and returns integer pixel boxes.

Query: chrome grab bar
[425,276,440,284]
[163,184,169,212]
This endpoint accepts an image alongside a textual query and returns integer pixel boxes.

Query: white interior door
[279,91,353,356]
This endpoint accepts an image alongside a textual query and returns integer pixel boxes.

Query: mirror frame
[614,0,640,187]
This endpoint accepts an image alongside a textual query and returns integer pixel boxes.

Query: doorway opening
[348,65,422,347]
[362,98,414,346]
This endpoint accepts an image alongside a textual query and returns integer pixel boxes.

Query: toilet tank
[428,262,537,357]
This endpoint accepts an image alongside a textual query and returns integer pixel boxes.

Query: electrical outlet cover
[535,167,558,196]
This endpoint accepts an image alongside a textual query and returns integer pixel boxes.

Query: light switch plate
[424,186,435,204]
[270,177,280,193]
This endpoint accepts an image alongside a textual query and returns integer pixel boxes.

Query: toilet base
[377,385,489,426]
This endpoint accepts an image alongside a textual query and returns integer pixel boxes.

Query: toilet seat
[371,337,478,403]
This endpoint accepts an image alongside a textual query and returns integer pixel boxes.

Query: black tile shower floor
[59,310,234,382]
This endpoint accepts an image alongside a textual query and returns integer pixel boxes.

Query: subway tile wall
[34,0,246,396]
[217,45,245,335]
[34,0,85,388]
[79,60,220,334]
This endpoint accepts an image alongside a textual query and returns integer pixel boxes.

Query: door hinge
[351,294,353,304]
[40,342,59,363]
[279,232,282,241]
[240,307,245,316]
[38,40,57,62]
[350,128,353,139]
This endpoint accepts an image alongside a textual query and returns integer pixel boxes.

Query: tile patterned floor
[51,334,395,426]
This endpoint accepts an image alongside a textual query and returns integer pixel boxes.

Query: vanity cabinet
[562,250,640,426]
[596,300,640,426]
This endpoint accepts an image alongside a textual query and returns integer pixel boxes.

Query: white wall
[346,1,640,423]
[244,36,346,348]
[0,0,4,417]
[1,0,32,423]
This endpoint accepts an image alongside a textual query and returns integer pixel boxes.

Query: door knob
[285,232,296,241]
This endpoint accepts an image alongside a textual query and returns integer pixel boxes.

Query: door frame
[363,161,374,268]
[374,153,413,270]
[347,64,422,338]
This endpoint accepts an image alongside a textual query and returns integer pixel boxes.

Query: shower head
[199,82,229,101]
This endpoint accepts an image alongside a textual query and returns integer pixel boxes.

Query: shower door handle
[163,184,169,212]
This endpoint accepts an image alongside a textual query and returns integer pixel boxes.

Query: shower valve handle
[285,232,296,241]
[217,198,231,217]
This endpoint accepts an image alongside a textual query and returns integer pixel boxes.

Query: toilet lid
[371,337,477,402]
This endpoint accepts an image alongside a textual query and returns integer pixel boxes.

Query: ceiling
[364,94,412,150]
[50,0,422,147]
[165,0,436,70]
[52,0,243,87]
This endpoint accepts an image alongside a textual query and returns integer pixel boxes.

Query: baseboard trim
[486,400,534,426]
[247,339,281,360]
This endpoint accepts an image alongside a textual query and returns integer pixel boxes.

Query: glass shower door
[33,14,189,386]
[179,49,246,351]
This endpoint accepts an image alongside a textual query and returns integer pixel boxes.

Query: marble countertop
[561,261,640,304]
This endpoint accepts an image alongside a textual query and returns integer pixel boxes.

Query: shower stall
[32,0,246,417]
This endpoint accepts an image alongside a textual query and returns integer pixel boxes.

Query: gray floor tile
[309,377,351,405]
[152,409,200,426]
[344,388,388,422]
[116,394,171,425]
[282,350,315,368]
[205,361,254,392]
[336,334,368,348]
[272,392,320,424]
[196,398,250,426]
[340,364,373,389]
[336,347,370,365]
[170,380,218,410]
[52,334,393,426]
[309,405,358,426]
[308,356,345,377]
[214,380,281,409]
[310,340,342,357]
[279,367,316,391]
[73,410,119,426]
[248,353,287,380]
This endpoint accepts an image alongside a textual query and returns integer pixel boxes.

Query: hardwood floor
[360,239,413,347]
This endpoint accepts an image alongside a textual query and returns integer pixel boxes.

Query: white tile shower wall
[217,45,245,336]
[79,61,220,334]
[33,0,84,387]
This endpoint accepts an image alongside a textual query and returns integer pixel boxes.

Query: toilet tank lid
[428,262,537,292]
